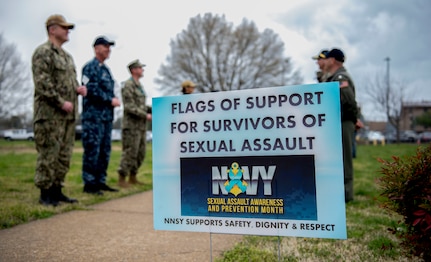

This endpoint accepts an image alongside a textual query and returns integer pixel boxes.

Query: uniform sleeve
[336,74,358,123]
[82,63,113,105]
[32,48,65,108]
[122,81,147,118]
[68,55,80,90]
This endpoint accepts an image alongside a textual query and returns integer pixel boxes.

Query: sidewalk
[0,191,242,262]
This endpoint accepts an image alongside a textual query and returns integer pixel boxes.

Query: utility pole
[384,57,390,90]
[384,57,391,119]
[385,56,399,141]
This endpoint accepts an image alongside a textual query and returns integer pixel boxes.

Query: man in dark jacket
[81,36,120,195]
[325,48,360,203]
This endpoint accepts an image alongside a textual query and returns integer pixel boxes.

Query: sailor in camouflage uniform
[81,36,120,195]
[32,14,87,206]
[325,48,360,203]
[117,60,152,187]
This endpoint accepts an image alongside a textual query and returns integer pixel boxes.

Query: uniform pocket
[53,56,68,71]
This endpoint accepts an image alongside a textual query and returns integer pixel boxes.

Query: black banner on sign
[180,155,317,220]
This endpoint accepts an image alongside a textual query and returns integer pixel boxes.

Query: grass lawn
[0,140,426,261]
[215,143,425,262]
[0,140,152,229]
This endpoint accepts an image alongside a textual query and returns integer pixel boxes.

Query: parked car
[3,129,34,141]
[111,129,122,141]
[385,130,418,143]
[111,129,152,142]
[418,131,431,143]
[146,130,152,142]
[75,125,82,140]
[367,131,385,143]
[400,130,418,143]
[384,132,396,143]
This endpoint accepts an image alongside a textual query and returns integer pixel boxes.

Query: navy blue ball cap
[312,49,329,60]
[326,48,345,62]
[93,36,115,47]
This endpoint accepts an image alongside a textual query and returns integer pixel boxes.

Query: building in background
[400,101,431,132]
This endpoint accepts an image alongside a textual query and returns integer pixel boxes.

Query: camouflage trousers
[342,121,355,202]
[118,128,146,176]
[82,120,112,185]
[34,119,76,189]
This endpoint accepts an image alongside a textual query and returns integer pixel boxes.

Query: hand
[355,119,364,130]
[62,101,74,113]
[76,85,87,96]
[112,97,121,107]
[146,113,152,121]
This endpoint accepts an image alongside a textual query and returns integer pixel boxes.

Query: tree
[365,72,407,143]
[156,13,302,94]
[0,33,32,119]
[415,111,431,129]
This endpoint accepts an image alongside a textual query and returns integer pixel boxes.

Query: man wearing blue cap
[81,36,121,195]
[312,49,329,82]
[325,48,362,203]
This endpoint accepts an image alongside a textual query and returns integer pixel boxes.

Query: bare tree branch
[0,33,32,119]
[155,13,302,95]
[364,71,408,142]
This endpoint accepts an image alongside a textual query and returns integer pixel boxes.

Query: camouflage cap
[128,59,146,70]
[46,14,74,29]
[181,80,196,88]
[312,50,328,60]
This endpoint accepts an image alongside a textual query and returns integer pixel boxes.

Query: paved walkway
[0,191,242,261]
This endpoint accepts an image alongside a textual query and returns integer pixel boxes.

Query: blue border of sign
[152,83,347,239]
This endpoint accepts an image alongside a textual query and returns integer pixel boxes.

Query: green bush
[378,144,431,260]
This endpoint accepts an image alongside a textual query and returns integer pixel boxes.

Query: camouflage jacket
[32,41,79,121]
[81,58,115,122]
[121,78,147,130]
[326,66,358,123]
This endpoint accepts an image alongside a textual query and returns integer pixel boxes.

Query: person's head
[312,50,328,71]
[181,80,196,94]
[45,14,74,46]
[325,48,345,72]
[127,59,146,79]
[93,36,115,62]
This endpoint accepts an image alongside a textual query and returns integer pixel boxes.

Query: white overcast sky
[0,0,430,120]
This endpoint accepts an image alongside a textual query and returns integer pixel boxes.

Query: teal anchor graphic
[224,162,248,196]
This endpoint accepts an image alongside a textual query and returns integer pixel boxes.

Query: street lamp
[384,57,390,90]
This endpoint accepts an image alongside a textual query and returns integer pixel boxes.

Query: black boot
[39,188,59,206]
[98,183,119,192]
[52,185,78,203]
[83,184,103,195]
